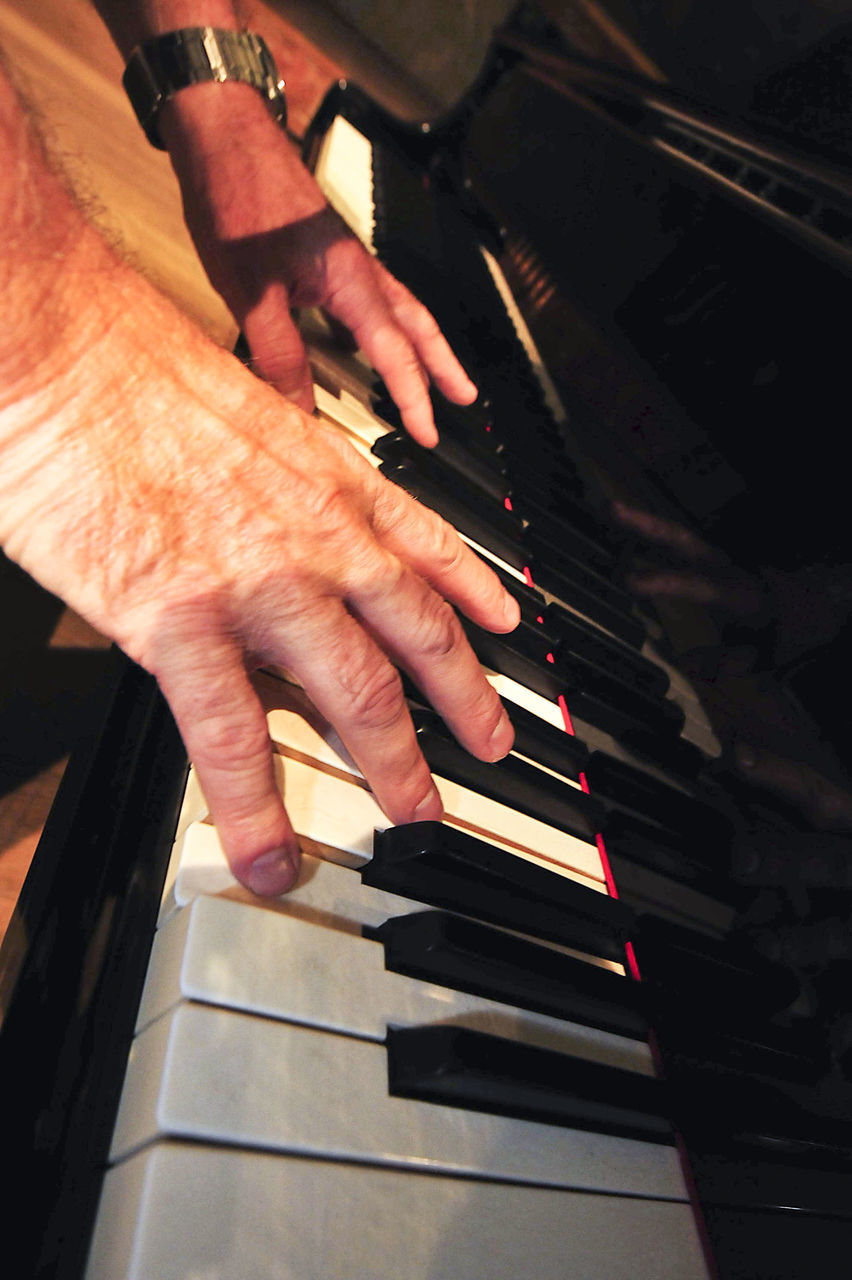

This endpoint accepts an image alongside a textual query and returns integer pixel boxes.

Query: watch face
[124,27,286,147]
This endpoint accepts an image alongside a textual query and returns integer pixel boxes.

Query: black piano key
[533,558,647,649]
[615,724,706,780]
[693,1151,852,1219]
[463,614,684,749]
[651,1011,825,1089]
[380,462,529,572]
[602,811,738,900]
[460,616,564,702]
[365,822,633,961]
[411,708,602,841]
[559,654,686,741]
[386,1025,674,1143]
[371,426,510,504]
[633,913,802,1023]
[585,751,733,845]
[516,491,623,568]
[523,526,636,617]
[500,698,591,778]
[548,605,670,699]
[669,1061,852,1165]
[484,560,550,629]
[368,909,648,1040]
[373,436,519,535]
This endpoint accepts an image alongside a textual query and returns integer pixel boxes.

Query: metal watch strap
[123,27,287,149]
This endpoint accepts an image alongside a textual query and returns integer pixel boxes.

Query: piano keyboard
[81,327,726,1274]
[86,699,710,1279]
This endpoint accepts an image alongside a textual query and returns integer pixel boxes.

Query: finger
[323,258,440,447]
[276,597,445,827]
[241,284,316,413]
[368,477,521,635]
[374,262,478,406]
[348,560,515,764]
[154,618,300,896]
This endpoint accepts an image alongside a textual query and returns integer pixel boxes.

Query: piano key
[524,525,636,616]
[633,913,802,1023]
[387,1024,672,1143]
[602,810,737,900]
[370,908,647,1040]
[109,1002,689,1200]
[373,440,522,538]
[482,667,567,729]
[534,557,647,649]
[546,599,671,697]
[465,615,687,749]
[86,1142,710,1280]
[372,419,510,501]
[256,673,606,883]
[410,705,603,840]
[585,750,734,847]
[515,490,621,572]
[137,893,648,1071]
[505,706,593,792]
[366,820,630,961]
[603,849,736,937]
[313,111,376,249]
[379,459,529,571]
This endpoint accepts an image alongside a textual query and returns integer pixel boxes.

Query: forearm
[0,60,131,544]
[91,1,245,57]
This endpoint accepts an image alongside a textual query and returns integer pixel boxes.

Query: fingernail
[245,846,299,896]
[487,710,514,761]
[412,786,443,823]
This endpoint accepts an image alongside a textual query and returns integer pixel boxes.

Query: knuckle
[303,477,355,531]
[188,701,270,770]
[411,593,461,660]
[343,660,405,731]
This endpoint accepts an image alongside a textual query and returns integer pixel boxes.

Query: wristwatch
[123,27,287,149]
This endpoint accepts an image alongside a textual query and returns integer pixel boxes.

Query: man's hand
[159,81,477,446]
[2,282,517,896]
[0,62,519,897]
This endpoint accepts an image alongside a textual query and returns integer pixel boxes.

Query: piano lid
[421,5,852,573]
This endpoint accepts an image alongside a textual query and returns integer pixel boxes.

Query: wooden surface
[0,0,350,945]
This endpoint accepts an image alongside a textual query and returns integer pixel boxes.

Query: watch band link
[123,27,287,149]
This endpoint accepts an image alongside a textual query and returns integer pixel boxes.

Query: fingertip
[404,406,439,449]
[450,373,478,406]
[242,841,301,896]
[411,784,444,823]
[485,705,515,762]
[497,592,522,632]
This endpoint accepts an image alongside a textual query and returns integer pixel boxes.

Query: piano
[4,6,852,1276]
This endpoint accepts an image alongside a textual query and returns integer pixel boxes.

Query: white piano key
[136,893,649,1073]
[255,674,605,883]
[86,1142,710,1280]
[483,669,566,729]
[314,113,377,250]
[314,382,387,448]
[169,831,622,987]
[109,1001,688,1201]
